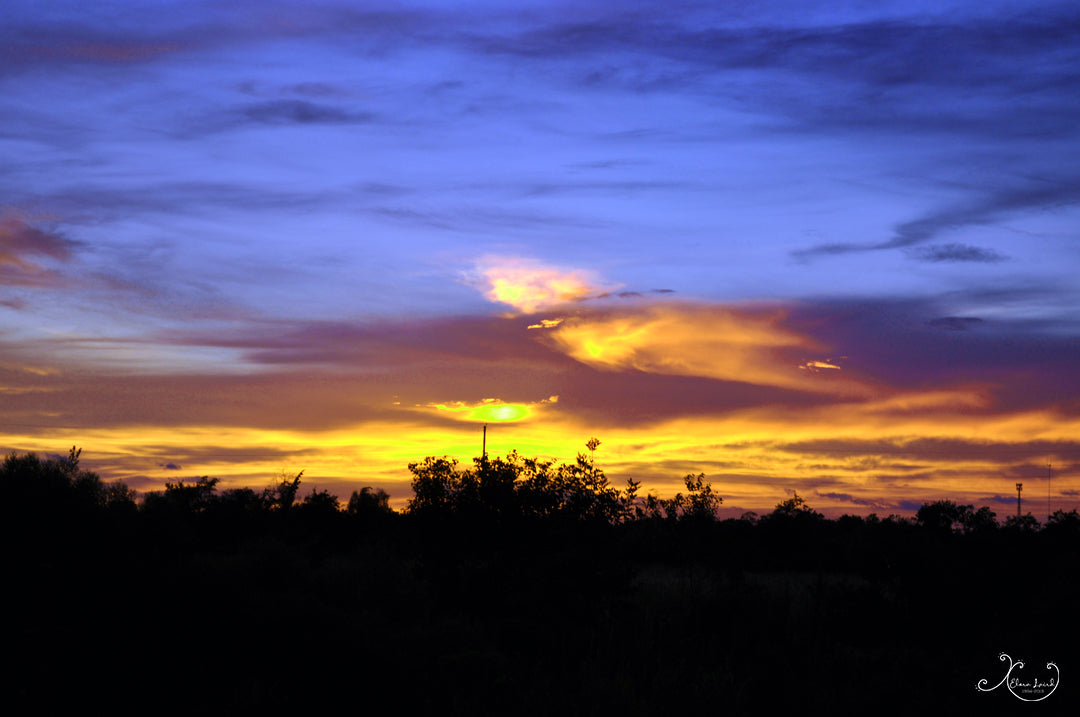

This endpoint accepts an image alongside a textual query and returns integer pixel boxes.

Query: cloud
[911,244,1008,263]
[0,214,76,263]
[778,437,1080,466]
[543,302,872,396]
[814,491,895,511]
[0,24,189,76]
[527,318,564,330]
[0,212,79,286]
[478,257,610,313]
[799,359,842,372]
[238,100,375,126]
[783,295,1080,403]
[795,179,1080,260]
[978,494,1019,506]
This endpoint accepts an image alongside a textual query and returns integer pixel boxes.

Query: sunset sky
[3,0,1079,516]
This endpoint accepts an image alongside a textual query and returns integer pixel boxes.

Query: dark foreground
[3,450,1076,714]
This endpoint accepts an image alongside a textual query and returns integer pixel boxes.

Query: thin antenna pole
[482,424,487,460]
[1016,482,1023,519]
[1048,462,1052,522]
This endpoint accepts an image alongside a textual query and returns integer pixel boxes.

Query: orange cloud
[545,303,872,396]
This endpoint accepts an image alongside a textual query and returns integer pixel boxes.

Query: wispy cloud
[794,179,1080,260]
[0,211,80,287]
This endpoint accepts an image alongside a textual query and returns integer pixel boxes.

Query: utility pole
[1016,482,1023,519]
[1048,463,1052,522]
[482,424,487,460]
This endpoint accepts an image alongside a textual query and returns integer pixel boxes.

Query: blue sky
[3,0,1079,514]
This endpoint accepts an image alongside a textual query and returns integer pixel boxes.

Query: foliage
[299,486,341,515]
[1003,512,1040,533]
[768,491,823,521]
[406,440,646,524]
[347,486,393,518]
[915,500,999,534]
[263,469,305,511]
[0,445,135,515]
[635,473,722,522]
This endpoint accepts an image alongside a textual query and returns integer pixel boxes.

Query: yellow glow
[471,403,529,422]
[426,397,543,423]
[8,396,1078,517]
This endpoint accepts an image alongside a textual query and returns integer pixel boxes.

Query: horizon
[3,0,1079,517]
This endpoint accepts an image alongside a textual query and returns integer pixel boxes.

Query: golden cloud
[545,303,872,396]
[478,258,607,313]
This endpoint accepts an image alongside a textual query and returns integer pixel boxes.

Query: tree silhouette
[636,473,721,521]
[0,446,134,516]
[1003,512,1040,533]
[263,469,304,512]
[299,486,341,514]
[405,441,642,524]
[915,499,970,533]
[1045,508,1080,535]
[769,491,822,521]
[347,486,393,518]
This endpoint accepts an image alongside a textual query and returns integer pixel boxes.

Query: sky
[2,0,1079,517]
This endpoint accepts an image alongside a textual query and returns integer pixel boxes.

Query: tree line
[3,441,1075,534]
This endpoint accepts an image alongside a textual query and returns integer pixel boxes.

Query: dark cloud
[26,182,330,222]
[0,214,80,287]
[517,180,692,198]
[795,178,1080,260]
[0,215,78,263]
[470,8,1080,135]
[912,244,1007,263]
[239,100,375,126]
[780,437,1080,465]
[814,491,895,510]
[287,82,342,98]
[784,295,1080,405]
[978,494,1019,506]
[366,204,606,235]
